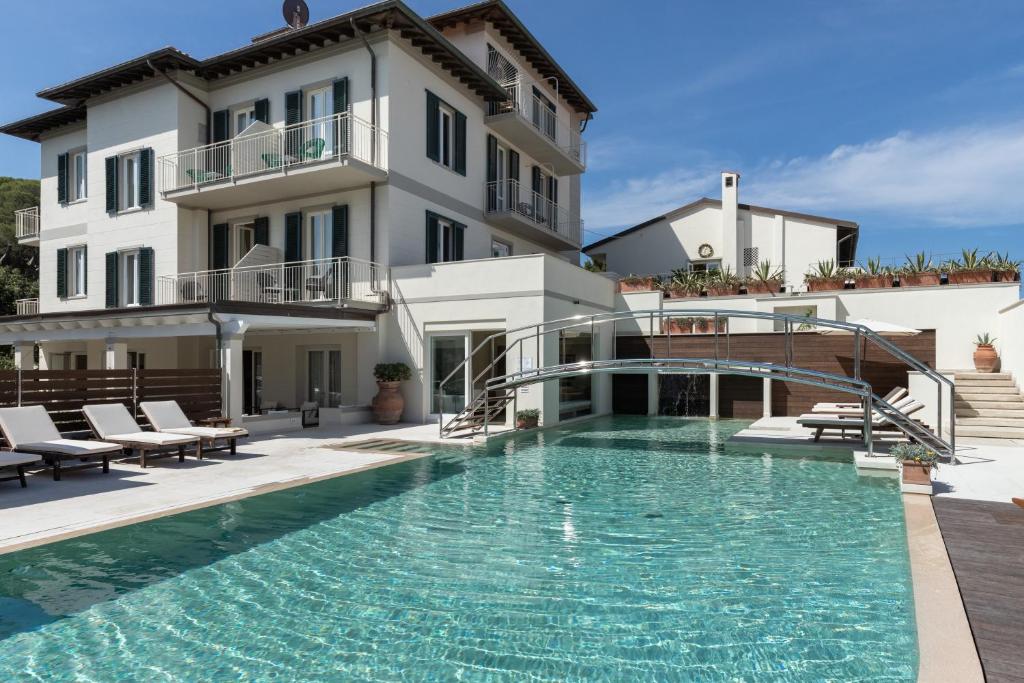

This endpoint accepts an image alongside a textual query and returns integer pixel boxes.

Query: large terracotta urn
[973,344,999,373]
[372,381,404,424]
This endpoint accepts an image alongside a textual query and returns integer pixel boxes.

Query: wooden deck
[933,497,1024,683]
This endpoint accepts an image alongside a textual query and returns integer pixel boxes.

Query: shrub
[890,443,940,468]
[374,362,412,382]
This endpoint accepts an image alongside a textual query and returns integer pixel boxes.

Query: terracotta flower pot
[372,380,404,424]
[855,275,892,289]
[663,286,696,299]
[665,319,692,334]
[947,270,994,285]
[901,461,932,486]
[620,278,658,293]
[517,416,538,429]
[705,285,740,297]
[996,270,1020,282]
[899,273,941,287]
[973,344,999,373]
[806,279,846,292]
[745,280,783,295]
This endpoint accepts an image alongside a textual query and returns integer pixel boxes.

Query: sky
[1,0,1023,264]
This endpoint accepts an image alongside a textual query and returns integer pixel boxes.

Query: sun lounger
[0,452,41,488]
[0,406,121,481]
[797,400,925,441]
[810,394,915,417]
[140,401,248,455]
[83,403,203,468]
[811,387,907,414]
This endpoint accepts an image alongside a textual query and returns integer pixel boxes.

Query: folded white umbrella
[819,318,921,336]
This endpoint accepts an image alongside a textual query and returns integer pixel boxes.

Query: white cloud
[584,122,1024,232]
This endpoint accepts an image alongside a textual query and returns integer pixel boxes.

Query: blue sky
[2,0,1023,263]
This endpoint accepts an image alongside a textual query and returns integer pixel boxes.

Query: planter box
[745,281,783,295]
[691,319,719,334]
[996,270,1020,282]
[947,270,994,285]
[806,279,846,292]
[665,319,693,334]
[898,273,941,287]
[901,461,932,486]
[854,275,892,289]
[620,278,659,293]
[705,285,741,297]
[664,287,697,299]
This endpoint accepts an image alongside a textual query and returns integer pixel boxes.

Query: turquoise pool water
[0,417,916,681]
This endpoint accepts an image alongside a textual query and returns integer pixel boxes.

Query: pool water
[0,416,916,681]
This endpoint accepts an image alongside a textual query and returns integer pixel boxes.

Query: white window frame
[120,152,142,211]
[491,239,512,259]
[428,332,471,416]
[305,210,333,263]
[437,102,455,169]
[70,149,87,202]
[127,351,146,370]
[66,245,86,298]
[434,218,459,263]
[233,106,257,136]
[306,86,334,156]
[120,249,141,307]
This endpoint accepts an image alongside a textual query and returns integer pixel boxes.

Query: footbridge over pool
[437,310,956,461]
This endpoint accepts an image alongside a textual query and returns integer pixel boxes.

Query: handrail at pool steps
[436,309,956,460]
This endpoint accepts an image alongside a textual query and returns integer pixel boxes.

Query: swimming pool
[0,416,916,680]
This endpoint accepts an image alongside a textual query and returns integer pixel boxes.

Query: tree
[0,177,41,279]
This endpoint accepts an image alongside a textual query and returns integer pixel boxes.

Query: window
[234,106,257,136]
[307,349,342,408]
[531,87,556,140]
[306,210,333,262]
[121,152,141,211]
[233,222,256,264]
[743,247,759,268]
[431,335,467,414]
[426,91,466,174]
[70,151,87,201]
[438,102,455,169]
[127,351,146,370]
[491,239,512,259]
[49,353,87,370]
[432,218,460,263]
[307,87,334,156]
[121,249,140,306]
[66,245,86,297]
[690,260,722,273]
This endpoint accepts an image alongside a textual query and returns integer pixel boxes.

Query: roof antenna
[283,0,309,29]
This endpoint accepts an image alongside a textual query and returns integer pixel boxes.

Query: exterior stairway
[955,372,1024,439]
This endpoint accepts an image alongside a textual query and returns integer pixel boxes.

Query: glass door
[307,87,334,158]
[495,144,507,210]
[243,350,263,416]
[307,349,342,407]
[431,335,467,414]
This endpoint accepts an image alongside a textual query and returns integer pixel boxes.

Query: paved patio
[0,422,492,555]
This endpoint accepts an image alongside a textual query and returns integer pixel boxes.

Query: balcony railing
[485,179,583,247]
[15,298,38,315]
[488,80,586,167]
[157,256,389,308]
[157,113,388,194]
[15,207,40,241]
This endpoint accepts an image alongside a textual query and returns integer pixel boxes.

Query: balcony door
[307,87,334,158]
[232,222,256,265]
[494,144,508,210]
[431,334,469,415]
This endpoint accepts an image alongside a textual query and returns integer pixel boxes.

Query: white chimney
[721,171,740,272]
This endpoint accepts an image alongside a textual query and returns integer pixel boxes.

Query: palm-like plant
[751,260,783,283]
[902,252,936,274]
[864,257,885,275]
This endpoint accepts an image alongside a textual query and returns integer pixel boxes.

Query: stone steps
[953,372,1012,381]
[954,378,1017,388]
[957,416,1024,428]
[957,425,1024,439]
[956,406,1024,418]
[954,371,1024,441]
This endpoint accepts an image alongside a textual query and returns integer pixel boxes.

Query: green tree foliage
[0,177,40,315]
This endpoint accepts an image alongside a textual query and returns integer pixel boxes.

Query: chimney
[721,171,740,272]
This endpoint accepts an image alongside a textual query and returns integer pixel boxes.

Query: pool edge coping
[904,494,984,683]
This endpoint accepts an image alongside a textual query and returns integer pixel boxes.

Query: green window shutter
[453,110,467,176]
[57,153,69,205]
[139,247,154,306]
[83,247,88,295]
[105,252,118,308]
[285,212,303,262]
[425,212,439,264]
[213,109,230,143]
[105,156,119,214]
[253,216,269,246]
[532,166,541,194]
[331,205,349,258]
[254,98,270,124]
[211,223,229,269]
[139,148,154,208]
[285,91,303,125]
[509,150,520,181]
[453,222,465,262]
[425,91,440,162]
[486,134,497,183]
[333,78,349,114]
[56,248,68,298]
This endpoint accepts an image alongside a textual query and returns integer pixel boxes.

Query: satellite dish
[283,0,310,29]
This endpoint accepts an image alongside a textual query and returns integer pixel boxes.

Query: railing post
[713,312,720,370]
[854,328,862,380]
[649,313,654,360]
[16,367,22,407]
[864,391,873,456]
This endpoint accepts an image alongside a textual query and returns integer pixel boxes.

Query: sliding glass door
[307,349,342,408]
[431,335,468,414]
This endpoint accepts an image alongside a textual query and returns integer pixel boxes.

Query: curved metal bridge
[436,309,956,461]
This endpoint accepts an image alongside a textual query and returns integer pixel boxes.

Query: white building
[0,0,613,431]
[584,171,859,290]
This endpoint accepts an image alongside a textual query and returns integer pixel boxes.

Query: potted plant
[705,267,741,297]
[890,443,940,487]
[692,317,712,334]
[804,259,848,292]
[973,333,999,373]
[898,252,941,287]
[583,259,606,273]
[619,274,660,293]
[745,260,784,294]
[990,252,1021,282]
[665,317,693,334]
[372,362,412,424]
[664,269,701,299]
[945,248,995,285]
[516,408,540,429]
[854,257,893,289]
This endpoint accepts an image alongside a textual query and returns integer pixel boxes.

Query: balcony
[157,113,388,211]
[15,298,38,316]
[15,207,39,246]
[484,180,582,249]
[157,256,389,310]
[486,80,586,176]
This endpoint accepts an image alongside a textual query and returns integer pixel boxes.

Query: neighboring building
[0,0,611,428]
[584,171,859,290]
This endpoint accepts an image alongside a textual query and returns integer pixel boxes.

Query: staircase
[955,372,1024,439]
[440,389,516,438]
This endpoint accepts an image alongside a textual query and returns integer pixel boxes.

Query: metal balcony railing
[15,207,40,240]
[488,80,586,167]
[15,298,38,315]
[157,113,388,194]
[156,257,389,308]
[484,180,583,247]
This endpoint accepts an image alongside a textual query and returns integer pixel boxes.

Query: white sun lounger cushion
[811,387,907,413]
[161,426,249,439]
[83,404,198,446]
[0,452,41,467]
[0,406,121,455]
[140,401,248,439]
